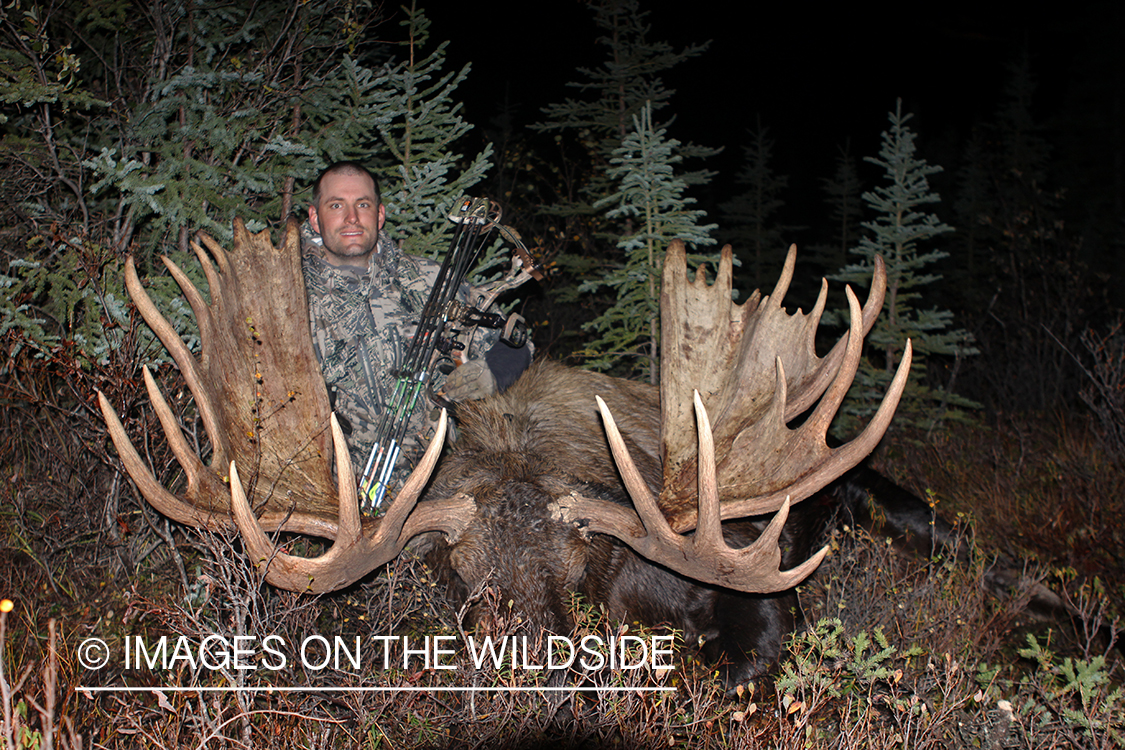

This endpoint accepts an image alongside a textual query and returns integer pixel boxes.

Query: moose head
[99,217,908,683]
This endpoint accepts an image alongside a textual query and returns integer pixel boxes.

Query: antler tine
[140,366,211,496]
[766,244,797,307]
[782,279,829,421]
[124,257,226,463]
[124,258,203,396]
[159,254,211,336]
[183,241,221,320]
[378,407,448,538]
[783,258,885,420]
[98,388,229,529]
[197,224,234,278]
[397,410,477,542]
[824,338,913,472]
[591,396,677,542]
[807,278,829,335]
[333,412,362,539]
[155,254,220,405]
[691,390,722,551]
[869,255,887,326]
[230,409,474,593]
[555,394,713,561]
[731,498,830,591]
[558,390,827,594]
[715,244,735,292]
[802,284,865,435]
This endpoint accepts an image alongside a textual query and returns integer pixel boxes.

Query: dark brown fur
[424,357,1116,677]
[423,360,836,685]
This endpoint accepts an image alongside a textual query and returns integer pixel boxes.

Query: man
[302,161,531,488]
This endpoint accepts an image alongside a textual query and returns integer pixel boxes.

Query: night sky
[425,1,1125,384]
[424,2,1112,239]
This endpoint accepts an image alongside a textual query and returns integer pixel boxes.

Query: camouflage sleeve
[401,254,502,362]
[301,223,530,491]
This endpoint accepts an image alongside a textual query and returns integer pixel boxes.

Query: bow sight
[358,197,543,513]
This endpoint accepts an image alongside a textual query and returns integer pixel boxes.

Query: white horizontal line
[78,686,675,694]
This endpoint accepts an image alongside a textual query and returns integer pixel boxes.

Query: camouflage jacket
[301,223,495,485]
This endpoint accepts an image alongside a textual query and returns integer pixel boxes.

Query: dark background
[429,2,1120,272]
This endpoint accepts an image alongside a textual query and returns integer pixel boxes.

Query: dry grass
[2,354,1124,748]
[877,413,1125,619]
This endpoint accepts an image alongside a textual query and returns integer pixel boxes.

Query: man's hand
[443,359,498,402]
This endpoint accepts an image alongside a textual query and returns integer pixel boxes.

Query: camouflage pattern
[301,222,496,488]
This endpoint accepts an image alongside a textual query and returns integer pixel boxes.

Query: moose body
[99,220,913,690]
[423,359,836,684]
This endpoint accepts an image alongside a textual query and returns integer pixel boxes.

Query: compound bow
[358,197,543,512]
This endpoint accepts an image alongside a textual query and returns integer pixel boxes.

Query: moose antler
[98,218,473,592]
[559,243,910,593]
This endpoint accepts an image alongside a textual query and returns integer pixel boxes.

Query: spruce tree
[81,1,349,253]
[533,0,713,204]
[951,129,990,293]
[813,141,864,277]
[720,119,799,289]
[533,1,714,248]
[832,100,976,436]
[581,103,716,382]
[2,1,494,362]
[952,56,1085,411]
[365,2,493,259]
[994,55,1051,185]
[948,55,1052,311]
[532,0,717,360]
[76,2,491,258]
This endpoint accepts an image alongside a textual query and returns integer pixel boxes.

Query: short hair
[311,161,381,206]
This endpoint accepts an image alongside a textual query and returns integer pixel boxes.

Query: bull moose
[98,217,911,687]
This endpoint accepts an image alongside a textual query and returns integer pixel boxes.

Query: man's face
[308,170,386,266]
